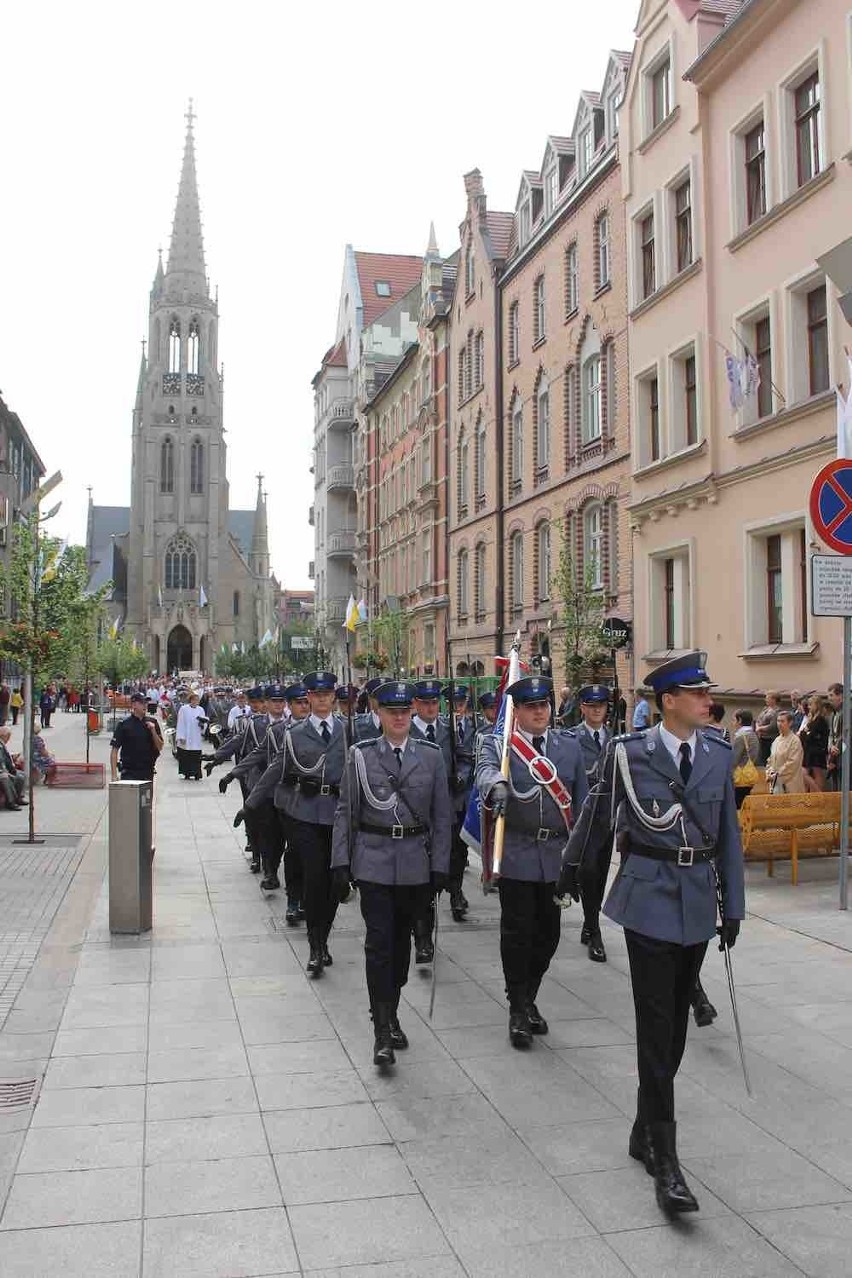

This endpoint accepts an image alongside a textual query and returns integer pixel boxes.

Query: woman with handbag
[731,709,761,809]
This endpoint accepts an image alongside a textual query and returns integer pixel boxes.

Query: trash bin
[108,780,153,933]
[87,707,100,734]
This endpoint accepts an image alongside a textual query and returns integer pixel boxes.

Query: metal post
[841,616,851,910]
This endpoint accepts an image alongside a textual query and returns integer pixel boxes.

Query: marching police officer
[442,684,476,920]
[220,685,290,890]
[574,685,611,963]
[558,650,744,1217]
[476,675,588,1049]
[205,685,267,871]
[354,677,384,743]
[331,681,451,1066]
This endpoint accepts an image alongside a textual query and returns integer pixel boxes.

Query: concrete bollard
[108,780,153,934]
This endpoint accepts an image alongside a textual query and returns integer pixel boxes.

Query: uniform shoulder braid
[703,730,732,750]
[414,738,440,750]
[554,728,577,740]
[612,730,647,744]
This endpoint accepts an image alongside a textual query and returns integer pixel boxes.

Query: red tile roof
[325,337,347,368]
[354,252,423,327]
[486,211,514,261]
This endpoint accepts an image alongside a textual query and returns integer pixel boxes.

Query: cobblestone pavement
[0,724,850,1275]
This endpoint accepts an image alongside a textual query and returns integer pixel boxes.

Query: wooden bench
[45,762,106,790]
[739,791,841,885]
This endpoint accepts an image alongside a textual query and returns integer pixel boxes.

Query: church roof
[353,252,424,327]
[166,101,207,289]
[228,509,256,560]
[87,505,130,596]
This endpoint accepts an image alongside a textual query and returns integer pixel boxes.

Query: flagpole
[492,632,522,879]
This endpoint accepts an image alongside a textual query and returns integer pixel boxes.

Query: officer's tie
[593,730,601,750]
[393,747,403,768]
[458,721,464,744]
[426,724,435,743]
[679,741,692,785]
[321,722,331,745]
[533,735,545,754]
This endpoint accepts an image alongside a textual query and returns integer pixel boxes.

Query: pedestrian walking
[332,680,451,1065]
[476,674,588,1049]
[39,687,55,728]
[110,692,163,782]
[558,650,744,1217]
[10,687,22,726]
[175,691,206,780]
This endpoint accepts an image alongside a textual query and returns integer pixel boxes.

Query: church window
[190,438,204,494]
[164,534,197,590]
[168,319,181,374]
[188,319,200,375]
[233,590,240,616]
[160,437,175,494]
[191,406,198,416]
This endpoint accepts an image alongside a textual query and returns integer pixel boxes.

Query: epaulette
[704,732,732,750]
[356,738,378,749]
[612,730,647,744]
[555,728,577,739]
[415,738,440,750]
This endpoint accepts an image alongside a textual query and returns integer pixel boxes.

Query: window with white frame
[508,302,520,365]
[564,242,579,316]
[578,125,593,177]
[544,163,558,216]
[745,521,808,647]
[584,505,604,589]
[519,198,532,247]
[457,549,469,618]
[670,345,699,451]
[536,381,550,478]
[582,354,602,444]
[457,430,469,519]
[465,246,475,297]
[604,340,616,435]
[474,542,486,621]
[533,276,546,344]
[647,52,672,133]
[637,368,661,464]
[674,178,692,273]
[744,118,767,225]
[639,211,656,299]
[606,90,622,141]
[457,348,466,405]
[475,414,486,507]
[537,522,551,602]
[650,547,691,651]
[419,437,432,485]
[737,305,774,423]
[596,212,610,289]
[511,402,524,492]
[793,70,821,188]
[511,531,524,612]
[789,277,830,402]
[474,331,484,390]
[564,364,578,460]
[421,528,431,587]
[465,332,473,399]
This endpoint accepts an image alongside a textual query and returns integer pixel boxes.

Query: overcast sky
[2,0,638,588]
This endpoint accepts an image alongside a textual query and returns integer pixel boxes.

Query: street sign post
[810,460,852,910]
[289,636,313,650]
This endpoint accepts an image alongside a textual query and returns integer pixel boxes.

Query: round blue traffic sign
[810,460,852,555]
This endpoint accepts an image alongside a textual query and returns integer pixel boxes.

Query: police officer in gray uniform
[205,686,268,872]
[331,680,451,1065]
[354,677,383,743]
[574,685,612,963]
[558,650,745,1217]
[476,675,588,1049]
[220,686,290,889]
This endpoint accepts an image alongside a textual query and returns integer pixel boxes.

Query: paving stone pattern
[0,743,850,1274]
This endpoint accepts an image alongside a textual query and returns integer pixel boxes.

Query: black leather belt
[360,821,426,840]
[297,781,340,796]
[631,844,717,868]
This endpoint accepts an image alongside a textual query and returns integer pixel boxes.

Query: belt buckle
[677,846,694,867]
[320,784,331,796]
[536,828,550,842]
[391,824,404,840]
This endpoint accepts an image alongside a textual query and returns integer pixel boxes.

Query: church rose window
[164,534,197,590]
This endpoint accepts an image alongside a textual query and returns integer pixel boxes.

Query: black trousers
[359,881,432,1006]
[625,928,708,1124]
[289,818,336,937]
[253,801,282,874]
[449,820,468,888]
[497,878,561,998]
[277,810,303,903]
[580,845,613,935]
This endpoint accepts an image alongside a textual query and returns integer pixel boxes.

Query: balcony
[326,398,355,430]
[308,505,315,527]
[327,464,354,491]
[416,479,439,511]
[327,530,356,558]
[325,595,348,623]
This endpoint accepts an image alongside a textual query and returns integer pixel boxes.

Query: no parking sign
[809,458,852,554]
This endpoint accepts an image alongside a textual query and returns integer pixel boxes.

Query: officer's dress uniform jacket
[233,717,289,789]
[476,729,589,882]
[565,725,745,946]
[354,712,382,744]
[575,722,608,784]
[331,736,451,884]
[217,713,270,790]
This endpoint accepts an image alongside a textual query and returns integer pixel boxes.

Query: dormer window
[578,126,593,178]
[519,198,532,247]
[544,165,558,216]
[375,281,391,298]
[606,91,623,141]
[465,247,475,297]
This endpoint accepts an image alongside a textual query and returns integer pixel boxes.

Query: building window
[465,332,473,399]
[578,125,593,177]
[190,438,204,494]
[164,534,197,591]
[604,340,616,435]
[755,316,773,418]
[457,430,469,519]
[474,543,486,621]
[745,121,766,224]
[465,247,475,297]
[807,285,829,395]
[457,348,466,404]
[664,558,675,649]
[747,522,809,647]
[544,164,558,216]
[651,57,672,130]
[473,412,485,491]
[537,522,551,602]
[511,531,524,612]
[508,302,520,365]
[168,319,181,374]
[596,212,610,289]
[511,403,524,493]
[766,534,782,644]
[422,355,431,401]
[474,331,484,390]
[421,529,431,586]
[375,280,391,297]
[651,549,690,650]
[794,72,821,187]
[233,590,240,617]
[458,549,469,619]
[160,436,174,494]
[584,505,604,589]
[674,179,692,272]
[640,213,656,299]
[582,355,602,444]
[535,383,550,479]
[685,353,698,446]
[533,276,546,344]
[564,364,578,461]
[519,198,532,247]
[564,243,578,317]
[187,319,200,376]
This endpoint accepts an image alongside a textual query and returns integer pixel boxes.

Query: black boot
[249,850,261,874]
[507,986,533,1049]
[372,1003,396,1066]
[587,930,607,963]
[449,888,468,922]
[389,992,409,1050]
[413,917,434,965]
[691,978,717,1028]
[285,898,300,925]
[526,979,548,1035]
[306,930,324,977]
[649,1122,699,1215]
[321,928,333,967]
[628,1093,654,1175]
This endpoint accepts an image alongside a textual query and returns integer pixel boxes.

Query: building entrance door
[167,625,193,674]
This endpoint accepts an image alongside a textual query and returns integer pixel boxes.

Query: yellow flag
[344,594,359,632]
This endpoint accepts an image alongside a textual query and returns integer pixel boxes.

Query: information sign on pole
[811,555,852,615]
[290,635,313,650]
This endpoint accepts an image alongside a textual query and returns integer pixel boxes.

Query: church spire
[250,473,270,577]
[166,100,207,290]
[135,340,147,410]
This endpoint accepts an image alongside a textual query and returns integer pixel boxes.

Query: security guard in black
[110,693,163,781]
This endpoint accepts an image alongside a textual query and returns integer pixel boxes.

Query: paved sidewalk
[0,734,850,1275]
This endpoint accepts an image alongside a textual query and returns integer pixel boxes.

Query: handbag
[733,736,759,788]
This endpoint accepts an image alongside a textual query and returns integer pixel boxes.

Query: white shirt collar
[659,722,697,766]
[385,736,408,754]
[413,715,438,735]
[516,726,547,748]
[309,713,334,734]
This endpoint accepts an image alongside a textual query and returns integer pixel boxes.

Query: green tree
[95,634,149,688]
[551,522,608,684]
[371,608,410,676]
